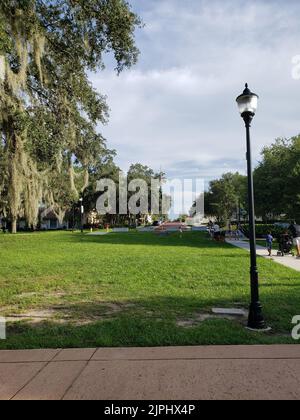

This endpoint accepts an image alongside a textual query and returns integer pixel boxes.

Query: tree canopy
[197,136,300,225]
[203,172,247,224]
[0,0,141,232]
[254,136,300,221]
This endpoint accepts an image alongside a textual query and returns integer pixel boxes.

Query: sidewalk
[0,346,299,400]
[226,240,300,272]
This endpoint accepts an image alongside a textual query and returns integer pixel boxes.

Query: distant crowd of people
[207,220,300,259]
[207,221,243,242]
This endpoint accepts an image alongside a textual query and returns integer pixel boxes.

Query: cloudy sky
[90,0,300,195]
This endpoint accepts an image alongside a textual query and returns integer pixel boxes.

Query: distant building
[40,208,69,230]
[186,213,208,226]
[15,208,69,231]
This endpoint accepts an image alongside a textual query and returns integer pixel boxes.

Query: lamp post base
[247,301,268,330]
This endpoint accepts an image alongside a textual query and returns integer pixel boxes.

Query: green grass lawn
[0,231,299,349]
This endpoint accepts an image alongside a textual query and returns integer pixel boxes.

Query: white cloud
[90,0,300,190]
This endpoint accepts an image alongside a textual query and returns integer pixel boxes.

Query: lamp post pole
[243,113,266,330]
[236,84,268,331]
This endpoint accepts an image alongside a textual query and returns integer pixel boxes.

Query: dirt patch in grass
[17,291,70,299]
[4,302,136,326]
[6,310,58,324]
[177,310,248,328]
[18,292,39,299]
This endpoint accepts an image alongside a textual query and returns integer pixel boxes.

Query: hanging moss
[0,0,141,232]
[33,33,45,85]
[68,161,79,197]
[0,5,48,231]
[0,55,5,82]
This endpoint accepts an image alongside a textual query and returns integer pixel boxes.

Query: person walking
[179,226,183,239]
[234,222,242,240]
[213,223,221,241]
[208,220,214,239]
[289,222,300,258]
[266,232,273,257]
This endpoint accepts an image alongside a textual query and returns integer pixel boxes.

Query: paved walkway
[0,345,299,400]
[87,231,110,236]
[227,240,300,272]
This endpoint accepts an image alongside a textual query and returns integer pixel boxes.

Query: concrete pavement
[227,240,300,272]
[0,345,299,400]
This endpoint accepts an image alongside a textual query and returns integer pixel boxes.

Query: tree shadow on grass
[67,231,243,251]
[1,294,298,350]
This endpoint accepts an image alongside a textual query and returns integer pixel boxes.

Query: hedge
[241,224,288,239]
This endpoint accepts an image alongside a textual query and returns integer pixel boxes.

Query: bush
[241,224,287,239]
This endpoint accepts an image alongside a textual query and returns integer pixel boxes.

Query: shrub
[241,224,287,239]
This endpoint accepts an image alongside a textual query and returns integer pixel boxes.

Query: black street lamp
[79,197,84,234]
[236,83,268,331]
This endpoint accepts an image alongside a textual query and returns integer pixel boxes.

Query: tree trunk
[3,117,20,235]
[11,217,17,234]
